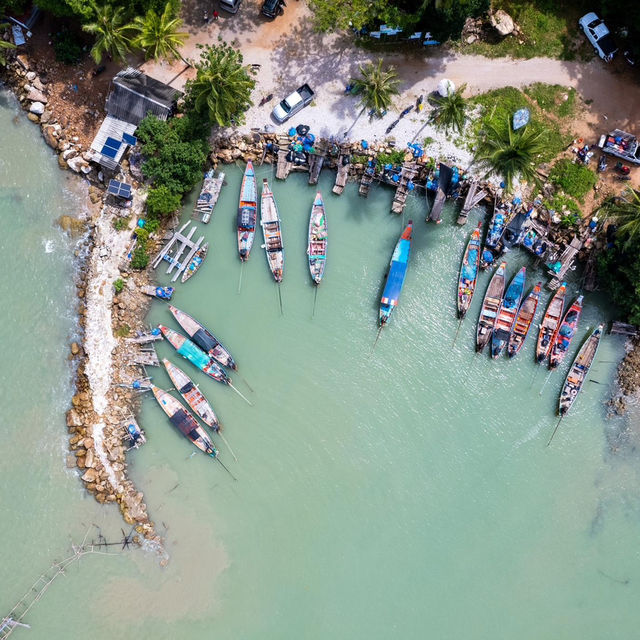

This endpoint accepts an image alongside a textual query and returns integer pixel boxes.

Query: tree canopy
[130,2,188,62]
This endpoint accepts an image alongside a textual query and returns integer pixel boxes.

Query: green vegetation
[53,29,84,64]
[113,278,125,294]
[185,43,255,127]
[130,2,188,62]
[82,1,131,64]
[146,185,181,217]
[115,323,131,337]
[376,150,405,170]
[350,59,400,116]
[544,193,581,224]
[0,24,16,66]
[523,84,577,119]
[131,245,150,269]
[430,83,468,134]
[549,159,596,201]
[599,188,640,249]
[113,216,130,231]
[423,136,435,147]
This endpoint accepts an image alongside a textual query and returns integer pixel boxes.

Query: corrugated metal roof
[89,115,137,169]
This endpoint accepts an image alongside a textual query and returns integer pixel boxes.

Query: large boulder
[490,9,515,36]
[26,87,47,103]
[67,155,89,173]
[29,101,45,115]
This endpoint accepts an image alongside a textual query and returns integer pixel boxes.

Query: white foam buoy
[437,79,455,97]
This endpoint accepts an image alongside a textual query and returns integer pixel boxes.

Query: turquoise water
[2,89,640,639]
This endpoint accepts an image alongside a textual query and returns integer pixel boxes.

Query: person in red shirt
[213,10,219,20]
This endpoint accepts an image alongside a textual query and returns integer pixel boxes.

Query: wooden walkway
[332,144,352,195]
[547,236,583,290]
[151,221,204,283]
[359,166,374,197]
[391,162,418,215]
[308,140,327,185]
[457,179,488,225]
[275,134,293,180]
[610,321,638,337]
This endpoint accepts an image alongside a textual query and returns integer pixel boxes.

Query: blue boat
[491,266,526,359]
[379,221,413,326]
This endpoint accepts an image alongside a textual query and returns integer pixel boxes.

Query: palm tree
[0,25,16,67]
[348,58,400,132]
[186,43,256,127]
[430,83,467,134]
[130,2,188,64]
[599,188,640,247]
[475,120,547,191]
[82,1,132,64]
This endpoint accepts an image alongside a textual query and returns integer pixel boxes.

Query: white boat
[260,178,284,282]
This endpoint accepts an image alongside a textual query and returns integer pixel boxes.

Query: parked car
[271,84,315,124]
[219,0,242,13]
[578,12,618,61]
[598,129,640,165]
[262,0,285,19]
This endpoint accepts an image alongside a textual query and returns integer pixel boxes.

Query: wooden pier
[151,221,204,283]
[275,134,293,180]
[457,179,488,225]
[192,171,224,223]
[610,321,638,337]
[128,344,159,367]
[359,166,374,197]
[547,236,583,290]
[332,144,352,195]
[308,140,327,185]
[391,162,418,215]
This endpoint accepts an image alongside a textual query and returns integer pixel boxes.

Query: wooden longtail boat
[307,191,327,285]
[558,324,604,415]
[141,285,174,300]
[151,385,218,458]
[193,169,224,224]
[237,161,258,262]
[481,200,513,269]
[476,260,506,353]
[181,242,209,283]
[507,282,542,358]
[491,266,526,359]
[168,305,236,370]
[162,358,220,430]
[457,221,483,319]
[379,221,413,326]
[535,283,566,364]
[549,295,584,370]
[158,324,230,385]
[260,178,284,282]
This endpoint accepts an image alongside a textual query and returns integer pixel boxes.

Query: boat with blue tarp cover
[181,242,208,283]
[379,221,413,326]
[168,305,237,370]
[237,161,258,262]
[481,199,513,268]
[491,266,526,358]
[501,207,532,252]
[141,285,174,300]
[549,295,584,370]
[457,221,482,319]
[476,260,506,352]
[158,324,230,384]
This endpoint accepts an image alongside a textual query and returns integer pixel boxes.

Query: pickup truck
[271,84,314,124]
[598,129,640,165]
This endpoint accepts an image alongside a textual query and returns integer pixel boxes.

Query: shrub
[549,159,597,201]
[115,324,131,338]
[113,278,125,294]
[113,216,130,231]
[146,186,181,218]
[131,246,149,270]
[376,150,405,170]
[53,29,83,65]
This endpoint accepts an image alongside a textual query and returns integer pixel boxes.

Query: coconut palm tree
[599,188,640,247]
[130,2,188,64]
[185,43,255,127]
[82,1,132,64]
[430,83,467,134]
[475,120,547,191]
[347,58,400,132]
[0,25,16,67]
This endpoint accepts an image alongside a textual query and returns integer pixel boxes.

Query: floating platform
[151,221,205,283]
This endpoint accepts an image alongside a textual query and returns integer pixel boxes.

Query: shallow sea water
[2,90,640,639]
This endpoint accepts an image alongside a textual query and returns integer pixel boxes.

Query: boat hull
[491,267,526,358]
[507,283,541,358]
[549,296,584,370]
[181,242,208,283]
[476,261,506,352]
[308,192,327,285]
[535,285,566,363]
[237,161,258,262]
[457,222,482,318]
[379,222,413,326]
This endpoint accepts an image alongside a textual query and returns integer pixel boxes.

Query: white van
[219,0,242,14]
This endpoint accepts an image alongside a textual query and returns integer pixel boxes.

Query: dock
[457,179,488,225]
[427,163,453,224]
[332,144,352,195]
[391,162,418,215]
[359,165,374,197]
[547,236,583,290]
[128,344,159,367]
[192,171,224,224]
[275,134,293,180]
[308,140,327,185]
[610,321,638,337]
[151,221,204,282]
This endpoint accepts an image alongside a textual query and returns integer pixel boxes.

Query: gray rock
[67,156,88,173]
[27,113,40,123]
[490,9,515,36]
[62,147,77,160]
[32,77,45,91]
[29,101,45,115]
[26,71,36,81]
[26,87,47,103]
[40,110,52,124]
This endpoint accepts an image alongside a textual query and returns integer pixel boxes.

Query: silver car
[578,12,618,62]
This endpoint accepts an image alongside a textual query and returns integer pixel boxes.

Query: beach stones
[29,101,45,115]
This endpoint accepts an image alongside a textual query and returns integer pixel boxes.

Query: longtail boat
[193,169,224,224]
[141,285,174,300]
[558,324,603,415]
[181,242,208,283]
[481,200,513,269]
[491,266,526,359]
[457,221,483,319]
[158,324,230,384]
[507,282,541,358]
[535,283,566,363]
[237,161,258,261]
[260,178,284,282]
[162,358,219,430]
[307,192,327,285]
[379,221,413,326]
[476,260,506,352]
[549,295,584,370]
[168,305,236,370]
[151,385,218,457]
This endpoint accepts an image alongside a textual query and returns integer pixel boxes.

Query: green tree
[146,185,182,217]
[82,1,132,64]
[430,82,467,134]
[185,43,255,127]
[0,24,17,66]
[475,120,547,191]
[599,188,640,248]
[130,2,188,63]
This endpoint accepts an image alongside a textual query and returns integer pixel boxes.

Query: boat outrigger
[260,178,284,283]
[549,295,584,370]
[491,266,526,359]
[237,161,258,262]
[535,283,566,364]
[181,242,208,283]
[457,222,483,319]
[558,324,604,416]
[507,282,541,358]
[476,261,506,353]
[307,192,327,285]
[379,221,413,327]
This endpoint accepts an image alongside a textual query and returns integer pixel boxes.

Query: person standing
[213,10,219,20]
